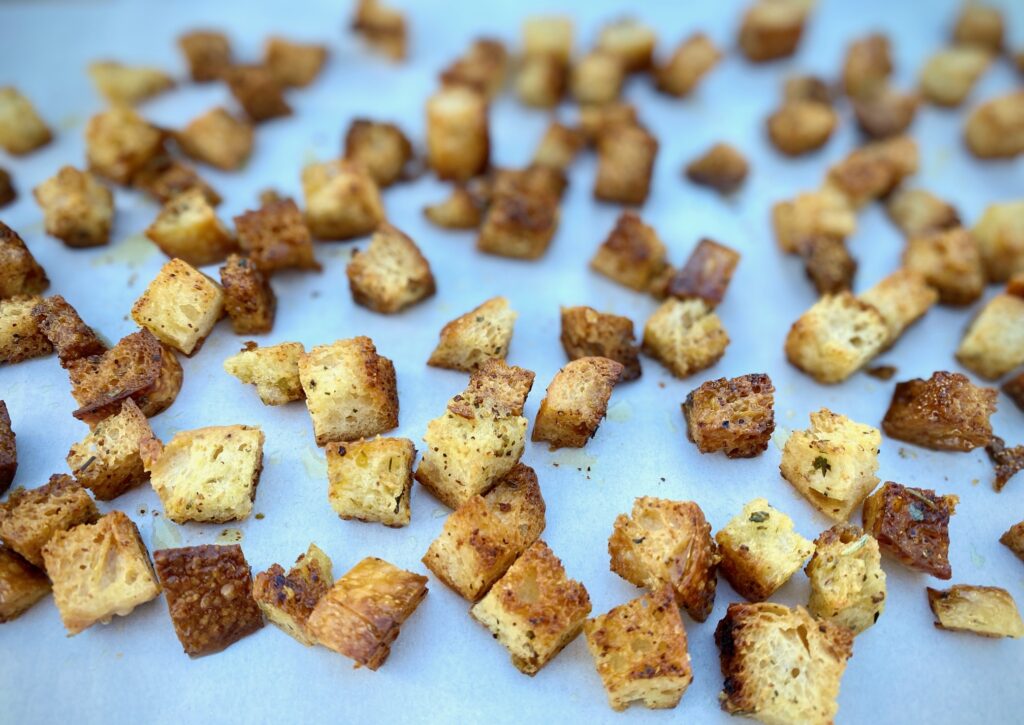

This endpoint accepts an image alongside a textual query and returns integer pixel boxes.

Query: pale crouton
[0,295,51,365]
[0,475,99,567]
[594,123,659,205]
[806,524,886,635]
[31,295,105,368]
[767,100,837,156]
[351,0,408,61]
[886,188,960,238]
[584,586,692,712]
[784,292,887,383]
[642,298,729,379]
[780,409,881,522]
[88,61,174,105]
[0,223,48,299]
[0,87,52,155]
[523,16,573,63]
[344,119,414,187]
[131,154,222,207]
[33,166,114,248]
[515,55,566,109]
[426,85,490,181]
[801,236,857,295]
[234,198,320,274]
[591,211,668,292]
[570,52,624,105]
[862,481,958,579]
[423,185,484,229]
[772,187,856,254]
[0,402,14,494]
[882,371,995,451]
[1000,521,1024,563]
[308,557,428,670]
[176,107,254,171]
[715,602,853,725]
[608,497,720,622]
[471,540,590,675]
[928,585,1023,639]
[842,33,891,99]
[852,87,919,140]
[577,102,638,146]
[956,292,1024,379]
[302,159,385,241]
[428,296,516,372]
[253,544,333,645]
[85,106,164,185]
[264,36,328,87]
[903,227,984,305]
[153,544,264,657]
[858,268,938,345]
[178,30,232,82]
[441,38,509,98]
[326,437,415,527]
[224,341,304,406]
[684,143,748,194]
[965,92,1024,159]
[665,238,741,306]
[953,3,1004,53]
[226,65,291,123]
[0,169,15,208]
[560,306,640,381]
[67,399,152,501]
[42,511,160,635]
[476,182,560,260]
[0,546,49,623]
[422,463,544,601]
[920,46,991,108]
[298,337,399,446]
[973,200,1024,282]
[532,122,584,172]
[656,33,721,97]
[683,374,775,459]
[146,188,237,266]
[347,223,435,313]
[131,258,225,355]
[219,255,275,335]
[532,357,623,449]
[738,0,811,62]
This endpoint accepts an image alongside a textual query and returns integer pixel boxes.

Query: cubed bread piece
[302,159,384,241]
[0,222,48,299]
[684,143,748,194]
[422,463,544,601]
[178,30,232,82]
[440,37,508,97]
[784,292,888,383]
[927,585,1024,638]
[0,295,52,364]
[145,189,237,267]
[987,436,1024,491]
[1004,372,1024,413]
[88,61,174,105]
[532,357,623,450]
[954,3,1003,52]
[683,374,775,458]
[423,186,484,229]
[715,602,853,725]
[882,371,995,451]
[920,46,991,108]
[234,199,319,273]
[772,187,856,254]
[42,511,160,635]
[716,498,813,602]
[143,425,264,524]
[264,36,328,87]
[738,0,811,62]
[862,481,958,579]
[956,292,1024,379]
[767,100,838,156]
[0,169,17,207]
[656,33,721,97]
[590,212,668,291]
[533,122,584,171]
[224,341,304,406]
[609,497,719,621]
[0,401,14,494]
[28,295,103,369]
[886,188,960,238]
[131,258,224,356]
[327,437,414,527]
[665,238,741,306]
[299,337,398,445]
[522,15,572,63]
[308,556,427,670]
[476,187,559,260]
[131,154,222,206]
[351,0,407,61]
[344,119,413,188]
[570,52,623,105]
[226,65,291,123]
[154,544,263,656]
[858,268,938,345]
[964,92,1024,159]
[0,87,51,155]
[471,540,590,675]
[903,227,984,305]
[806,524,886,634]
[428,296,516,372]
[594,123,658,205]
[0,475,99,567]
[33,166,113,248]
[852,87,919,140]
[219,255,275,334]
[785,74,834,105]
[842,33,891,99]
[253,544,333,645]
[584,586,692,712]
[68,329,182,425]
[827,136,919,210]
[514,56,566,109]
[595,17,655,73]
[560,306,640,381]
[0,546,49,623]
[642,298,729,379]
[973,200,1024,282]
[85,107,164,185]
[176,107,253,172]
[1000,521,1024,563]
[347,223,435,313]
[780,408,881,522]
[446,358,535,418]
[67,399,152,501]
[426,85,490,181]
[577,102,638,145]
[801,236,857,295]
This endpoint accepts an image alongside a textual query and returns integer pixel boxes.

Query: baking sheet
[1,0,1023,722]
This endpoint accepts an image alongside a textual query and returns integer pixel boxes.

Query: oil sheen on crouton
[264,37,328,88]
[176,107,254,172]
[426,85,489,181]
[805,524,886,634]
[532,357,623,450]
[0,295,51,364]
[226,65,291,123]
[590,212,668,291]
[684,143,748,194]
[643,298,729,379]
[146,188,237,267]
[683,374,775,458]
[560,306,640,381]
[33,166,114,248]
[767,100,837,156]
[347,223,435,313]
[0,545,50,623]
[344,119,414,187]
[234,199,320,274]
[302,159,384,241]
[862,481,958,579]
[927,586,1024,639]
[224,341,304,406]
[428,296,516,372]
[178,30,232,82]
[858,268,938,346]
[882,371,995,451]
[67,398,152,501]
[594,123,658,205]
[0,87,51,155]
[253,544,333,645]
[131,258,225,355]
[886,188,960,238]
[656,33,721,97]
[666,238,741,306]
[738,0,811,62]
[956,292,1024,379]
[351,0,408,61]
[88,61,174,106]
[327,437,415,527]
[0,223,48,299]
[972,201,1024,282]
[920,46,991,108]
[903,227,985,306]
[85,107,164,185]
[964,92,1024,159]
[0,401,15,494]
[0,475,99,567]
[31,295,105,368]
[784,292,888,383]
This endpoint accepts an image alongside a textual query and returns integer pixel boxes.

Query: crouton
[684,143,748,194]
[532,357,623,450]
[772,187,857,254]
[903,227,984,306]
[326,437,415,527]
[67,329,182,425]
[738,0,812,62]
[608,497,719,622]
[533,122,584,172]
[988,436,1024,491]
[590,212,668,292]
[716,498,813,602]
[560,306,640,381]
[780,409,881,522]
[88,61,174,106]
[886,188,960,238]
[223,341,304,406]
[852,87,919,140]
[715,602,853,725]
[131,258,225,355]
[415,360,533,508]
[956,292,1024,379]
[0,546,49,623]
[973,200,1024,282]
[767,100,838,156]
[0,168,15,209]
[571,52,623,106]
[131,154,222,207]
[264,36,328,87]
[422,463,544,601]
[0,295,51,365]
[145,188,237,267]
[842,33,891,99]
[595,17,655,73]
[964,92,1024,159]
[219,255,275,335]
[308,557,427,670]
[584,587,692,712]
[253,544,333,645]
[347,223,435,313]
[84,106,164,185]
[441,38,509,98]
[33,166,114,248]
[492,165,566,202]
[785,75,834,105]
[0,87,51,155]
[642,298,729,379]
[927,585,1023,639]
[827,136,919,208]
[423,186,484,230]
[0,402,14,495]
[351,0,407,61]
[784,292,887,384]
[176,107,253,172]
[67,399,151,501]
[0,223,48,300]
[426,85,489,182]
[515,56,566,109]
[344,119,413,188]
[0,475,99,567]
[862,481,958,578]
[594,123,658,205]
[476,184,560,260]
[178,30,232,82]
[1001,521,1024,562]
[577,102,638,146]
[154,544,264,657]
[30,295,105,367]
[471,540,590,675]
[655,33,721,97]
[298,337,398,446]
[953,3,1003,53]
[683,374,775,459]
[522,16,573,63]
[42,511,159,635]
[920,46,991,108]
[858,268,938,345]
[806,524,886,634]
[882,371,995,451]
[801,236,857,295]
[428,297,516,372]
[302,159,385,241]
[226,65,291,123]
[666,238,741,306]
[234,199,319,274]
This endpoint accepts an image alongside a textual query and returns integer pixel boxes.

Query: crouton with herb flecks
[327,437,415,527]
[0,475,99,567]
[642,298,729,379]
[532,357,623,450]
[683,374,775,459]
[253,544,333,645]
[903,227,984,306]
[351,0,407,61]
[131,258,225,355]
[0,546,49,623]
[176,107,253,172]
[591,212,668,292]
[264,37,328,88]
[226,65,291,123]
[302,159,384,241]
[31,295,105,367]
[858,268,938,346]
[862,481,958,579]
[785,292,887,384]
[67,398,152,501]
[806,524,886,634]
[594,123,658,206]
[426,85,489,181]
[234,199,319,274]
[428,297,516,372]
[347,223,435,313]
[656,33,721,97]
[178,30,232,82]
[972,201,1024,282]
[88,61,174,106]
[0,295,51,365]
[34,166,113,248]
[220,255,275,335]
[146,189,237,267]
[886,188,959,238]
[0,223,48,300]
[928,585,1024,638]
[738,0,812,62]
[684,143,747,194]
[560,306,640,381]
[0,402,14,495]
[85,107,164,185]
[224,341,304,406]
[344,119,414,188]
[0,87,51,155]
[882,371,995,451]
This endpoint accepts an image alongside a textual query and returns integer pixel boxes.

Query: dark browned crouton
[234,199,320,274]
[440,38,508,98]
[178,30,232,82]
[220,255,276,334]
[594,123,658,205]
[66,398,152,501]
[532,357,623,449]
[863,481,958,579]
[0,475,99,567]
[31,296,105,368]
[560,306,641,381]
[264,37,328,88]
[882,371,995,452]
[0,401,15,494]
[226,65,292,123]
[0,222,48,299]
[0,168,15,208]
[738,0,812,63]
[0,545,50,623]
[801,236,857,295]
[344,119,414,187]
[665,238,741,307]
[986,437,1024,492]
[447,359,535,420]
[252,544,333,645]
[685,143,748,194]
[590,211,668,292]
[1001,521,1024,562]
[476,180,559,260]
[683,374,775,458]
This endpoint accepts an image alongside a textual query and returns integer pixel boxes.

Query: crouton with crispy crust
[560,306,640,381]
[683,374,775,459]
[131,258,225,355]
[146,188,237,266]
[347,223,435,313]
[34,166,114,248]
[302,160,384,241]
[253,544,333,645]
[223,342,304,406]
[532,357,623,449]
[428,297,516,372]
[863,481,958,579]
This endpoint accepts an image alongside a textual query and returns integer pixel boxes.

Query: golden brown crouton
[176,107,253,172]
[584,587,692,712]
[422,463,544,601]
[852,87,919,140]
[973,200,1024,282]
[145,188,237,266]
[0,87,52,155]
[903,227,984,305]
[738,0,812,62]
[965,92,1024,159]
[426,85,490,181]
[351,0,408,61]
[780,409,881,522]
[715,602,853,725]
[532,122,584,172]
[596,17,656,73]
[223,341,304,406]
[560,306,640,381]
[440,38,509,98]
[515,55,566,109]
[264,36,328,87]
[0,546,49,623]
[772,187,857,254]
[590,211,668,292]
[716,498,813,602]
[577,102,639,146]
[643,298,729,379]
[67,399,151,501]
[344,119,414,188]
[428,296,517,372]
[326,437,415,527]
[219,255,275,334]
[882,371,995,451]
[234,199,320,274]
[532,357,623,450]
[805,524,886,634]
[0,402,14,495]
[33,166,113,248]
[308,556,428,669]
[42,511,160,635]
[0,295,52,365]
[226,65,291,123]
[253,544,333,646]
[1000,521,1024,562]
[130,154,222,207]
[666,238,741,306]
[178,30,232,82]
[684,143,748,194]
[302,159,385,241]
[298,337,398,446]
[987,436,1024,491]
[953,3,1004,53]
[0,475,99,567]
[476,184,559,260]
[655,33,721,97]
[154,544,264,657]
[863,481,958,579]
[920,46,991,108]
[347,223,435,313]
[928,585,1024,638]
[88,61,174,106]
[858,268,938,345]
[784,75,834,104]
[423,185,485,230]
[683,374,775,459]
[827,136,919,208]
[523,16,573,63]
[447,358,535,419]
[570,52,623,106]
[0,223,48,300]
[801,236,857,295]
[767,100,838,156]
[131,258,225,355]
[842,33,891,99]
[85,106,164,185]
[957,291,1024,379]
[784,292,888,383]
[0,168,15,209]
[31,295,105,368]
[594,122,659,206]
[886,188,960,238]
[471,540,590,675]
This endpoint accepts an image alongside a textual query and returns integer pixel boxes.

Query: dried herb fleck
[749,511,770,523]
[812,456,831,477]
